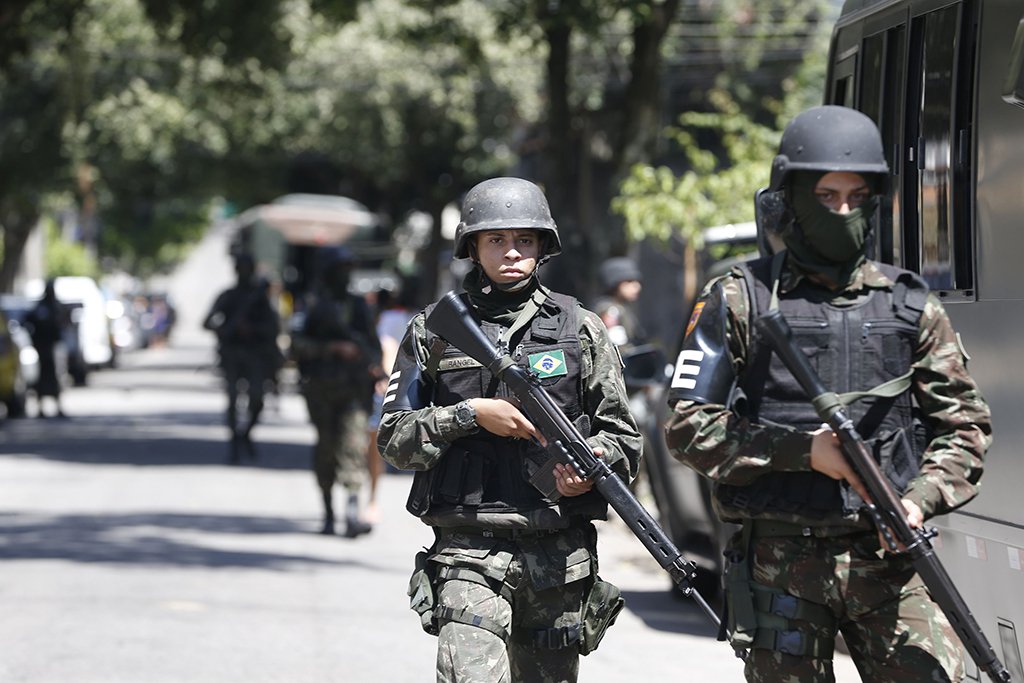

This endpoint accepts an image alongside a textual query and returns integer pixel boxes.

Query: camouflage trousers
[431,527,594,683]
[302,388,369,494]
[737,530,963,683]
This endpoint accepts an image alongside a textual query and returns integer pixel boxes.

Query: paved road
[0,225,860,682]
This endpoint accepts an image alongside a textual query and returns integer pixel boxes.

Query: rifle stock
[755,308,1011,683]
[425,291,720,626]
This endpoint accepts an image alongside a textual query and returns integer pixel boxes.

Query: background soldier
[291,246,382,538]
[592,256,647,353]
[377,177,642,683]
[203,252,282,463]
[664,106,992,681]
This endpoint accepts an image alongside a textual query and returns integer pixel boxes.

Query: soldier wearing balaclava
[664,106,992,682]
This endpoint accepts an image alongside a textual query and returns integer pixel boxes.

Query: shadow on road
[0,413,313,471]
[0,511,392,571]
[620,587,723,639]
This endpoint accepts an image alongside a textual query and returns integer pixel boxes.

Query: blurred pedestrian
[364,281,418,522]
[203,252,282,463]
[291,246,383,538]
[25,279,68,418]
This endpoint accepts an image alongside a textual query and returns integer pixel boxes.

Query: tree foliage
[613,0,838,248]
[0,0,836,301]
[613,92,779,249]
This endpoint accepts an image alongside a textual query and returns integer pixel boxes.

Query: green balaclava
[462,263,540,326]
[783,172,878,287]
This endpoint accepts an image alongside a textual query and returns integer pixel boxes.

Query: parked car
[639,220,761,596]
[0,307,29,418]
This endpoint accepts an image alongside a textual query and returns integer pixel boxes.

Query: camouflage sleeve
[578,309,642,482]
[375,313,471,471]
[902,294,992,518]
[663,274,814,485]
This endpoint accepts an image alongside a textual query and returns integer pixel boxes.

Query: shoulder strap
[421,289,548,379]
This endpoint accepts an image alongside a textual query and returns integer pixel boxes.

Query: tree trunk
[616,0,682,172]
[539,18,589,299]
[0,200,40,293]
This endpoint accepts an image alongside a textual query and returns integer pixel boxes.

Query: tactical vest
[406,292,607,522]
[716,258,930,518]
[298,294,374,378]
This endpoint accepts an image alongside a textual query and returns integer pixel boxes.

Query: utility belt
[722,519,843,659]
[407,527,623,655]
[748,519,872,540]
[437,526,566,541]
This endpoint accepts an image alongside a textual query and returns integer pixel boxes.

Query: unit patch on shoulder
[685,301,706,339]
[528,350,568,378]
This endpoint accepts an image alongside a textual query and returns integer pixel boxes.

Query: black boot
[319,489,335,535]
[227,431,243,465]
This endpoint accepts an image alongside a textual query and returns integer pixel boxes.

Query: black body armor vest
[716,258,930,518]
[406,292,607,522]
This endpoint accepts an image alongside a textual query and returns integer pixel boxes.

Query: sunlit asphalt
[0,225,859,682]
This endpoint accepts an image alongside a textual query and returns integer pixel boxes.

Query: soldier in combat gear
[664,106,992,682]
[592,256,647,353]
[203,252,282,463]
[292,246,382,538]
[378,177,642,683]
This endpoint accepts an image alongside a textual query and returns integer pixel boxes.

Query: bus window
[913,4,972,293]
[831,55,856,107]
[857,23,907,267]
[1002,16,1024,108]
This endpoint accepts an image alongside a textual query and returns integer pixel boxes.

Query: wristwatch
[453,400,479,433]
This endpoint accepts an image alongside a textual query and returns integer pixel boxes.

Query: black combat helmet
[453,177,561,259]
[234,252,256,282]
[769,105,890,192]
[598,257,642,293]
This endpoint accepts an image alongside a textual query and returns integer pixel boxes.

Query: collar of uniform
[778,256,894,295]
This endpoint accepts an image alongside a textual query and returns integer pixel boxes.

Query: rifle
[425,291,719,627]
[755,308,1011,683]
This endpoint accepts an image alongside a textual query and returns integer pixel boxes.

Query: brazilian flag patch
[528,350,568,378]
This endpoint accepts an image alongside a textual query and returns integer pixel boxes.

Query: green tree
[0,0,301,286]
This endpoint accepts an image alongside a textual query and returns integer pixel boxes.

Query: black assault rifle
[425,291,720,627]
[755,308,1011,683]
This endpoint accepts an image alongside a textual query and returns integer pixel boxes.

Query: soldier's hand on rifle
[879,499,925,552]
[554,461,594,497]
[810,426,871,503]
[328,340,360,360]
[472,398,546,444]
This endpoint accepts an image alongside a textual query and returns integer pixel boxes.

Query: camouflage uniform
[378,294,642,683]
[292,290,382,535]
[665,259,992,682]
